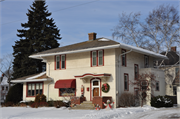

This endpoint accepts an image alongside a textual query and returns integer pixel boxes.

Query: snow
[0,77,8,85]
[1,105,179,119]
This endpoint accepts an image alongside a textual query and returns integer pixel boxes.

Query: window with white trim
[55,55,66,70]
[91,50,104,67]
[92,51,97,66]
[134,64,139,80]
[27,82,43,96]
[98,50,103,65]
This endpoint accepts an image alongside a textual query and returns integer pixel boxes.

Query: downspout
[116,49,132,107]
[47,62,52,102]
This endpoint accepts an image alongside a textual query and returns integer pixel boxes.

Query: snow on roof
[119,42,168,59]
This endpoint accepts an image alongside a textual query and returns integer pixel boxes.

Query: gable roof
[29,38,167,60]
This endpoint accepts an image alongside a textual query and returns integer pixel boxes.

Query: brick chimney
[88,32,97,40]
[171,46,176,52]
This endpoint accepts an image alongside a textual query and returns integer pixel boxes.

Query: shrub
[119,92,135,107]
[151,95,173,108]
[53,100,66,108]
[5,83,23,104]
[34,94,46,103]
[30,102,48,108]
[3,102,14,107]
[47,101,54,107]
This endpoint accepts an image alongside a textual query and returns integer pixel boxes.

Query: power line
[0,0,100,26]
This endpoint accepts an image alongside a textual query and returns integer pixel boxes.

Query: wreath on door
[101,83,110,93]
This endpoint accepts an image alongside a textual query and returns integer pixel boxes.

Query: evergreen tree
[12,0,61,79]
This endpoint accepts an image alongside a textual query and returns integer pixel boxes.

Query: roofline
[26,72,46,80]
[29,44,120,59]
[29,42,167,60]
[119,43,168,60]
[10,78,52,83]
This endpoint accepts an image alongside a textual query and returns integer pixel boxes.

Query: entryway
[90,78,101,100]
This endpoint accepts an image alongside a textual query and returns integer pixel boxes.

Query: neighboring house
[11,32,168,108]
[0,76,10,103]
[158,47,180,96]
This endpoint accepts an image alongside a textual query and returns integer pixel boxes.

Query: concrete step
[82,101,92,104]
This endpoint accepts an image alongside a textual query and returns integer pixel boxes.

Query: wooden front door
[91,78,101,100]
[93,88,99,96]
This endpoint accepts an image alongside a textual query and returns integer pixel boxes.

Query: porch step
[70,101,94,110]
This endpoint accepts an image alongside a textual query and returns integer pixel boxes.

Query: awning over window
[54,79,76,89]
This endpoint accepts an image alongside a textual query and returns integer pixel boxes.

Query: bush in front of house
[34,94,46,103]
[119,92,135,107]
[53,100,67,108]
[151,95,173,108]
[5,83,23,104]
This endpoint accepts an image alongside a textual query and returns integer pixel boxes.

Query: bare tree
[112,4,180,60]
[0,54,13,88]
[130,72,157,107]
[112,12,146,48]
[142,4,180,54]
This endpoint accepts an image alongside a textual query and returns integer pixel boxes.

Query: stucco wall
[115,48,154,106]
[23,49,116,106]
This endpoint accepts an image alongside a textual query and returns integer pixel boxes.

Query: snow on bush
[151,95,173,108]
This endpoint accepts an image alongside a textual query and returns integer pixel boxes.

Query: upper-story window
[144,55,149,68]
[122,49,126,66]
[155,81,159,91]
[55,55,66,70]
[134,64,139,80]
[91,50,104,67]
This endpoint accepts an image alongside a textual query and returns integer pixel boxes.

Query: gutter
[29,44,121,59]
[10,78,51,83]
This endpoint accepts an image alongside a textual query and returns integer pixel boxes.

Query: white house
[11,32,168,108]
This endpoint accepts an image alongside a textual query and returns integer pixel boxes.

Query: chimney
[171,46,176,52]
[88,32,97,40]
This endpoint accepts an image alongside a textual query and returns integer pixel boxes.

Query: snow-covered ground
[0,105,180,119]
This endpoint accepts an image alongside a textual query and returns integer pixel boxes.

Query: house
[157,47,179,97]
[1,76,10,103]
[11,32,168,108]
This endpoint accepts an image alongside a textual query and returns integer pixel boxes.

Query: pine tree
[12,0,61,79]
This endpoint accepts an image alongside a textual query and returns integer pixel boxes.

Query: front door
[91,78,100,100]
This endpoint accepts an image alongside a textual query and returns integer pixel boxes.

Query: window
[155,81,159,91]
[98,50,103,66]
[55,55,66,70]
[134,88,139,98]
[27,82,43,97]
[122,49,126,66]
[134,64,139,80]
[59,88,75,96]
[144,55,149,68]
[2,86,4,91]
[173,86,177,95]
[6,86,8,91]
[175,68,179,76]
[91,50,104,67]
[92,51,97,66]
[124,73,129,91]
[141,80,148,91]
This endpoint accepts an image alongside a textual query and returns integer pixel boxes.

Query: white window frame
[92,51,97,66]
[61,55,65,69]
[98,50,103,66]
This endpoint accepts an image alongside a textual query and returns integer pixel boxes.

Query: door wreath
[102,83,110,93]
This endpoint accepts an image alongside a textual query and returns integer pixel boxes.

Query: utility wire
[0,0,100,26]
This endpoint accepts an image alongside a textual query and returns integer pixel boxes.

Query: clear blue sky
[0,0,179,58]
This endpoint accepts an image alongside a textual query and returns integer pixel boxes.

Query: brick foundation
[93,96,112,109]
[71,97,86,105]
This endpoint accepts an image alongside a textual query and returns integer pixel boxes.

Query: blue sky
[0,0,179,58]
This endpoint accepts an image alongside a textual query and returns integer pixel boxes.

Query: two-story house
[11,32,167,108]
